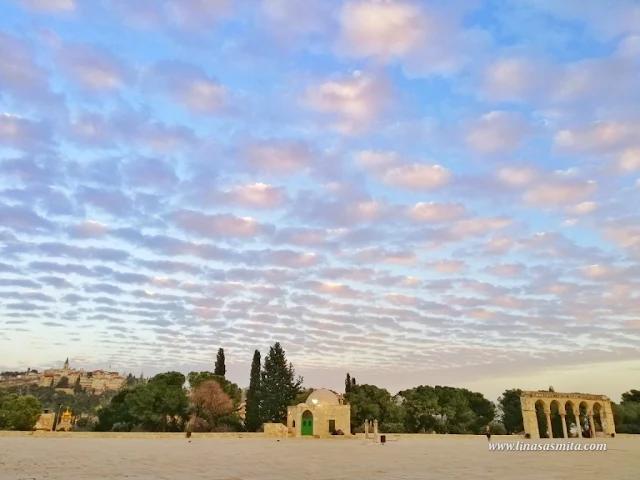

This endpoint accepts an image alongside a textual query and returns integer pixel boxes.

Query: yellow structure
[520,391,616,439]
[287,389,350,438]
[57,407,74,431]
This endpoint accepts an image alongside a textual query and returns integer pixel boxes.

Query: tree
[57,376,69,388]
[260,342,303,424]
[347,384,401,432]
[345,373,352,394]
[0,394,42,430]
[460,389,495,434]
[622,390,640,404]
[191,380,234,431]
[244,350,262,432]
[73,377,83,394]
[187,372,241,408]
[95,388,137,432]
[215,348,226,377]
[125,372,189,432]
[397,386,440,433]
[497,389,524,434]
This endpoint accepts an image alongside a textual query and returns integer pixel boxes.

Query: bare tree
[191,380,234,431]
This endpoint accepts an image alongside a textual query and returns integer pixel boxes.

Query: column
[544,410,552,438]
[560,411,568,439]
[588,412,596,438]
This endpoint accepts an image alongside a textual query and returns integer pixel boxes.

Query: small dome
[306,389,339,406]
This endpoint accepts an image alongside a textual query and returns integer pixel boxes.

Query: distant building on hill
[39,358,126,394]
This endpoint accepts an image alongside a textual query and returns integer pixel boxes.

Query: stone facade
[33,412,55,431]
[287,389,350,438]
[520,391,616,439]
[39,359,126,394]
[263,423,289,438]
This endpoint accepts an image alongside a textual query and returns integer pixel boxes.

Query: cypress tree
[345,373,352,394]
[244,350,262,431]
[260,342,302,424]
[214,348,226,377]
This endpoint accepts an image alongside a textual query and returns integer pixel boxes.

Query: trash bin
[380,435,386,444]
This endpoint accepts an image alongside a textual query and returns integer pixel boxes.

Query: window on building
[293,420,296,427]
[329,420,336,432]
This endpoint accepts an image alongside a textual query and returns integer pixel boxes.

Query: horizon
[1,0,639,404]
[1,354,636,405]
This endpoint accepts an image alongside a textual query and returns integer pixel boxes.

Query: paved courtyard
[0,436,638,480]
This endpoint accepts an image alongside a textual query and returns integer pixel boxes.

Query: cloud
[146,61,230,115]
[383,164,452,190]
[566,202,598,216]
[243,139,314,175]
[465,111,531,155]
[19,0,75,12]
[524,179,597,206]
[215,183,287,209]
[554,121,640,156]
[0,113,50,150]
[496,166,539,187]
[406,202,467,223]
[619,148,640,172]
[67,221,108,238]
[337,0,476,76]
[430,260,467,274]
[0,204,54,233]
[304,71,392,134]
[172,210,270,238]
[57,43,132,92]
[356,150,452,190]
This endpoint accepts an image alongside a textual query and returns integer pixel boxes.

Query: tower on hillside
[63,358,69,370]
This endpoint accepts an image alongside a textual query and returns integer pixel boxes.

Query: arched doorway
[301,410,313,436]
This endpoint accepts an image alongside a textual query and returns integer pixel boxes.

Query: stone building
[39,359,126,394]
[520,390,616,439]
[287,389,350,437]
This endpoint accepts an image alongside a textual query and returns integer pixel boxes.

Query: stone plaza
[1,435,638,480]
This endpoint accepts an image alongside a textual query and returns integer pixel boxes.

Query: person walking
[485,425,491,441]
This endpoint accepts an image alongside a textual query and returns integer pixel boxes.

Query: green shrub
[379,422,405,433]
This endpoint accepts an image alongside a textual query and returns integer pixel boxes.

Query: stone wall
[263,423,289,438]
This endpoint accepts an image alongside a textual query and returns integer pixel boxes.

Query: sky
[0,0,639,403]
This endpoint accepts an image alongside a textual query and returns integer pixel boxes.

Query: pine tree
[244,350,262,431]
[214,348,226,377]
[260,342,303,424]
[345,373,352,394]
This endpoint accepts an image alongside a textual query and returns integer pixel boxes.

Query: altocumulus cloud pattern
[0,0,639,393]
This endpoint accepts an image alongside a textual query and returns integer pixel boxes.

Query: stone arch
[549,400,563,438]
[534,399,549,438]
[564,400,579,437]
[301,409,314,436]
[592,402,603,436]
[519,391,615,439]
[578,401,589,437]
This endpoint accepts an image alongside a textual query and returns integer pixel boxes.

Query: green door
[301,411,313,436]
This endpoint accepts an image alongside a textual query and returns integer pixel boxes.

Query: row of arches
[534,399,605,438]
